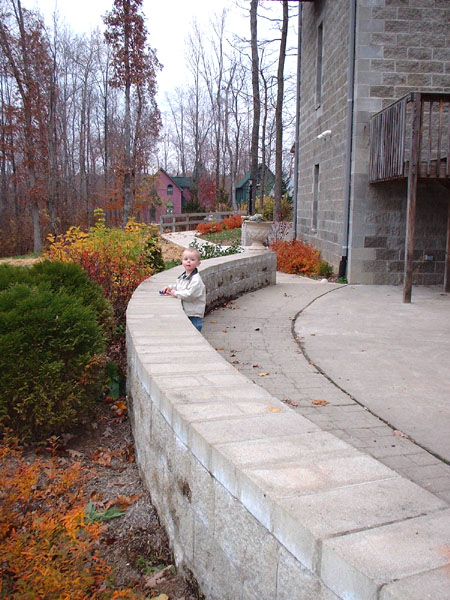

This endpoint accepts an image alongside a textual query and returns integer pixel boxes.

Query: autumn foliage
[45,212,159,323]
[0,435,146,599]
[270,239,323,276]
[223,214,243,230]
[195,213,242,236]
[195,221,223,235]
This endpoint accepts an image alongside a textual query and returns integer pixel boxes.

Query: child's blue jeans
[188,316,203,332]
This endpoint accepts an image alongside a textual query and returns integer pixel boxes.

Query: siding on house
[154,171,183,222]
[297,0,450,285]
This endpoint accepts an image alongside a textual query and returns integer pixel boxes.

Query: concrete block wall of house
[297,0,450,285]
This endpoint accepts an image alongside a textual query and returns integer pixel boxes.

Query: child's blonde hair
[182,247,201,261]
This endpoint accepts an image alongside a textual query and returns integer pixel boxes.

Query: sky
[30,0,248,101]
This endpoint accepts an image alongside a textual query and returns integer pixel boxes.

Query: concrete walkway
[162,231,450,503]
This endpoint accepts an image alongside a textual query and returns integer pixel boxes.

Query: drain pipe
[338,0,357,280]
[292,3,303,240]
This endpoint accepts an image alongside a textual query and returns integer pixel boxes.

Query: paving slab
[201,269,450,501]
[321,509,450,600]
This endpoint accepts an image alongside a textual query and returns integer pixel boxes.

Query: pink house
[139,169,192,224]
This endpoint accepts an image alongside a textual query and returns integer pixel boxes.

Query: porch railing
[369,92,450,183]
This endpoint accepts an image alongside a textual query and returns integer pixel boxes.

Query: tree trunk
[274,0,288,222]
[250,0,260,215]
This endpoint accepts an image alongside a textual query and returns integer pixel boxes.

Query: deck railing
[369,92,450,183]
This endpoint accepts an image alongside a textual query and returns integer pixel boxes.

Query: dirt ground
[3,237,203,599]
[63,401,203,599]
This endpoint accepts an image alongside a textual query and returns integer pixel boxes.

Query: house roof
[157,169,193,191]
[236,165,275,190]
[172,176,192,190]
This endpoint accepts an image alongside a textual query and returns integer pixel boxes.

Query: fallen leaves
[283,398,299,408]
[312,400,329,406]
[144,565,174,589]
[258,372,270,377]
[268,407,281,413]
[91,443,135,467]
[393,430,409,439]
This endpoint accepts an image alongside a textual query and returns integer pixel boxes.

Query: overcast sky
[29,0,248,100]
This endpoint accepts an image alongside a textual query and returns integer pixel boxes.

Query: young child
[160,247,206,332]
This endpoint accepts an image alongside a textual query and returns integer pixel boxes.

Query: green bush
[317,260,333,278]
[144,236,165,273]
[189,239,243,259]
[0,284,106,443]
[262,195,293,221]
[0,261,114,340]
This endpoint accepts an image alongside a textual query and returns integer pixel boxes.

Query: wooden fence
[159,211,245,233]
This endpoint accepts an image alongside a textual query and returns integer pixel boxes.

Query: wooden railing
[159,211,244,233]
[369,92,450,183]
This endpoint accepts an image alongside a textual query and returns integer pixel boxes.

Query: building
[236,165,275,208]
[138,170,192,223]
[296,0,450,296]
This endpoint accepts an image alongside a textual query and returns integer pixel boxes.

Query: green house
[235,166,275,207]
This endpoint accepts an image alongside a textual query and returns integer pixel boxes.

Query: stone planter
[244,220,273,249]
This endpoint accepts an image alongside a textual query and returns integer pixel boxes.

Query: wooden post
[403,93,422,303]
[445,199,450,293]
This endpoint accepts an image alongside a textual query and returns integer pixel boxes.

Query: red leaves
[270,239,321,276]
[223,214,243,230]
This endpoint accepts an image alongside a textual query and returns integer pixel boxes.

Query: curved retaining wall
[127,250,450,600]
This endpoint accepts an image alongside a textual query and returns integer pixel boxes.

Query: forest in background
[0,0,298,256]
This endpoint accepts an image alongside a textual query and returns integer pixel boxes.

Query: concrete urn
[245,220,273,249]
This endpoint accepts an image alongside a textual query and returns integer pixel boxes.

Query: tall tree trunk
[250,0,260,215]
[274,0,288,222]
[259,68,268,213]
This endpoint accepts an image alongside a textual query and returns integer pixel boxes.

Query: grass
[198,227,242,245]
[0,252,42,260]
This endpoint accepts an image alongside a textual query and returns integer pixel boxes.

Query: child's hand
[169,289,177,297]
[159,286,170,295]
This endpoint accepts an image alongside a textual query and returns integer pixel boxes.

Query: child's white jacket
[170,268,206,317]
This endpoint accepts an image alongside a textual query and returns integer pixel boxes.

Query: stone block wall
[297,0,450,284]
[127,251,449,599]
[297,0,350,269]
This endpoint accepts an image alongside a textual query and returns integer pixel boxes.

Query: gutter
[293,3,303,239]
[338,0,357,279]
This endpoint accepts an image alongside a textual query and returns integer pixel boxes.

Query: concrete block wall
[127,251,450,600]
[349,0,450,285]
[297,0,349,269]
[297,0,450,285]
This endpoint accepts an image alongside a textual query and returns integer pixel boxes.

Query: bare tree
[104,0,161,227]
[0,0,53,252]
[249,0,260,215]
[273,0,288,222]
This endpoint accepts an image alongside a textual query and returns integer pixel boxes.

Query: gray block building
[296,0,450,292]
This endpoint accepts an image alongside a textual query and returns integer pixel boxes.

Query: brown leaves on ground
[1,402,204,600]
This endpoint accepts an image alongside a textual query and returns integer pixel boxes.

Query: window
[312,164,319,231]
[167,184,173,195]
[316,22,323,108]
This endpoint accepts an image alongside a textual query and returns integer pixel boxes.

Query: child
[160,247,206,332]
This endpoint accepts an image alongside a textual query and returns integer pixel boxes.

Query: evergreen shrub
[0,284,106,442]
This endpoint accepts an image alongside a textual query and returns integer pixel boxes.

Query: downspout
[338,0,357,279]
[292,3,302,239]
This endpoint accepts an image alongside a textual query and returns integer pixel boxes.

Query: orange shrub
[195,221,224,235]
[270,239,321,276]
[0,436,147,600]
[222,214,242,230]
[46,213,154,323]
